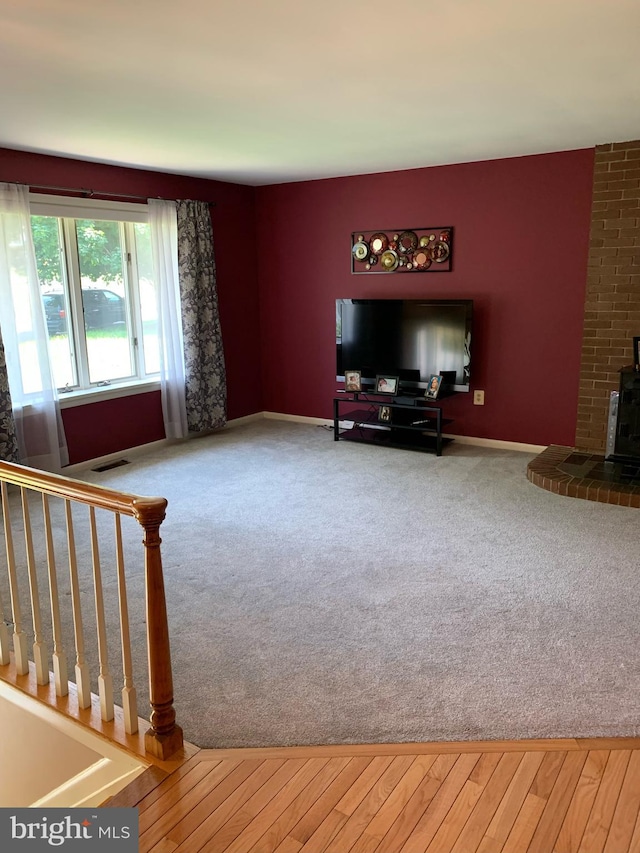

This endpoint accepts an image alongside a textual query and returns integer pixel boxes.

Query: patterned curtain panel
[176,200,227,433]
[0,331,19,463]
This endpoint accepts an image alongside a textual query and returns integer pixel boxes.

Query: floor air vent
[91,459,130,472]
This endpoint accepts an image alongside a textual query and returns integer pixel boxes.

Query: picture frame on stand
[425,374,443,400]
[345,369,362,392]
[375,375,399,395]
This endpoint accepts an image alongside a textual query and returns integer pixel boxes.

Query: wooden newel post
[133,497,184,759]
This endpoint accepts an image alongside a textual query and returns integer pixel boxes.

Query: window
[28,195,159,394]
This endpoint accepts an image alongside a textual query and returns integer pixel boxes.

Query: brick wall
[576,140,640,451]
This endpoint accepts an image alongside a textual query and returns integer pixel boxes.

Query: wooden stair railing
[0,460,183,760]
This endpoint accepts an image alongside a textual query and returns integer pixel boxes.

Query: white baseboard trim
[264,411,544,454]
[226,412,266,427]
[64,411,544,474]
[443,434,546,454]
[63,438,174,475]
[264,412,333,427]
[64,412,270,474]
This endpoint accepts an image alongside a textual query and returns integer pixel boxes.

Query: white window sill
[57,379,161,409]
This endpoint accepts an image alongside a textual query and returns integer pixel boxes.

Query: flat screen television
[336,298,473,392]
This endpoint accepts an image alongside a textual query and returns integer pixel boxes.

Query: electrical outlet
[473,390,485,405]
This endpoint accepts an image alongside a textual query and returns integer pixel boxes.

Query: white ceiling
[1,1,640,186]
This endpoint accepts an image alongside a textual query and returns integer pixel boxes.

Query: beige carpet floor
[3,419,640,748]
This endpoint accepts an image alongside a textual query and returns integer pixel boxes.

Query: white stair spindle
[64,499,91,709]
[42,495,68,696]
[1,482,28,675]
[0,487,10,665]
[89,507,114,722]
[0,585,10,666]
[21,488,49,685]
[115,513,137,734]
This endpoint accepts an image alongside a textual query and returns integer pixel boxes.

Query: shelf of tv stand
[333,394,453,456]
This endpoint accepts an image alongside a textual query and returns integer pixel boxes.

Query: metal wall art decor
[351,227,453,274]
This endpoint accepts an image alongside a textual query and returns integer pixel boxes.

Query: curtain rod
[26,182,216,206]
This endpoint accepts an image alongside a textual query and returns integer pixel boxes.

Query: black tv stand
[393,392,423,404]
[333,392,453,456]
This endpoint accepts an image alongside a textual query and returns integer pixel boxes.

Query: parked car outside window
[81,288,126,330]
[42,288,126,336]
[43,292,67,335]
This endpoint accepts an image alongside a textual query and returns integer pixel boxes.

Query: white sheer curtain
[148,199,188,440]
[0,183,68,470]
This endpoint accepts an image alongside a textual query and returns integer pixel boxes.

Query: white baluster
[115,514,138,734]
[0,487,10,665]
[65,500,91,709]
[42,495,68,696]
[89,507,114,722]
[0,586,10,666]
[1,482,28,674]
[21,488,49,685]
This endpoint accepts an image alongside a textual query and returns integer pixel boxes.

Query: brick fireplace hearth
[528,445,640,507]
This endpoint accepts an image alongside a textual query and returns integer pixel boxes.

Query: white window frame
[29,193,160,407]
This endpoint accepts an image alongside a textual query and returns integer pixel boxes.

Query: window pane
[134,223,160,375]
[75,220,133,383]
[5,216,42,394]
[31,216,75,388]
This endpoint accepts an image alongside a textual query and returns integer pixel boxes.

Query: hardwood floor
[111,737,640,853]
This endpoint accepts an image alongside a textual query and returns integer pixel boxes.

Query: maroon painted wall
[255,150,595,446]
[0,148,262,463]
[62,392,165,465]
[0,147,597,457]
